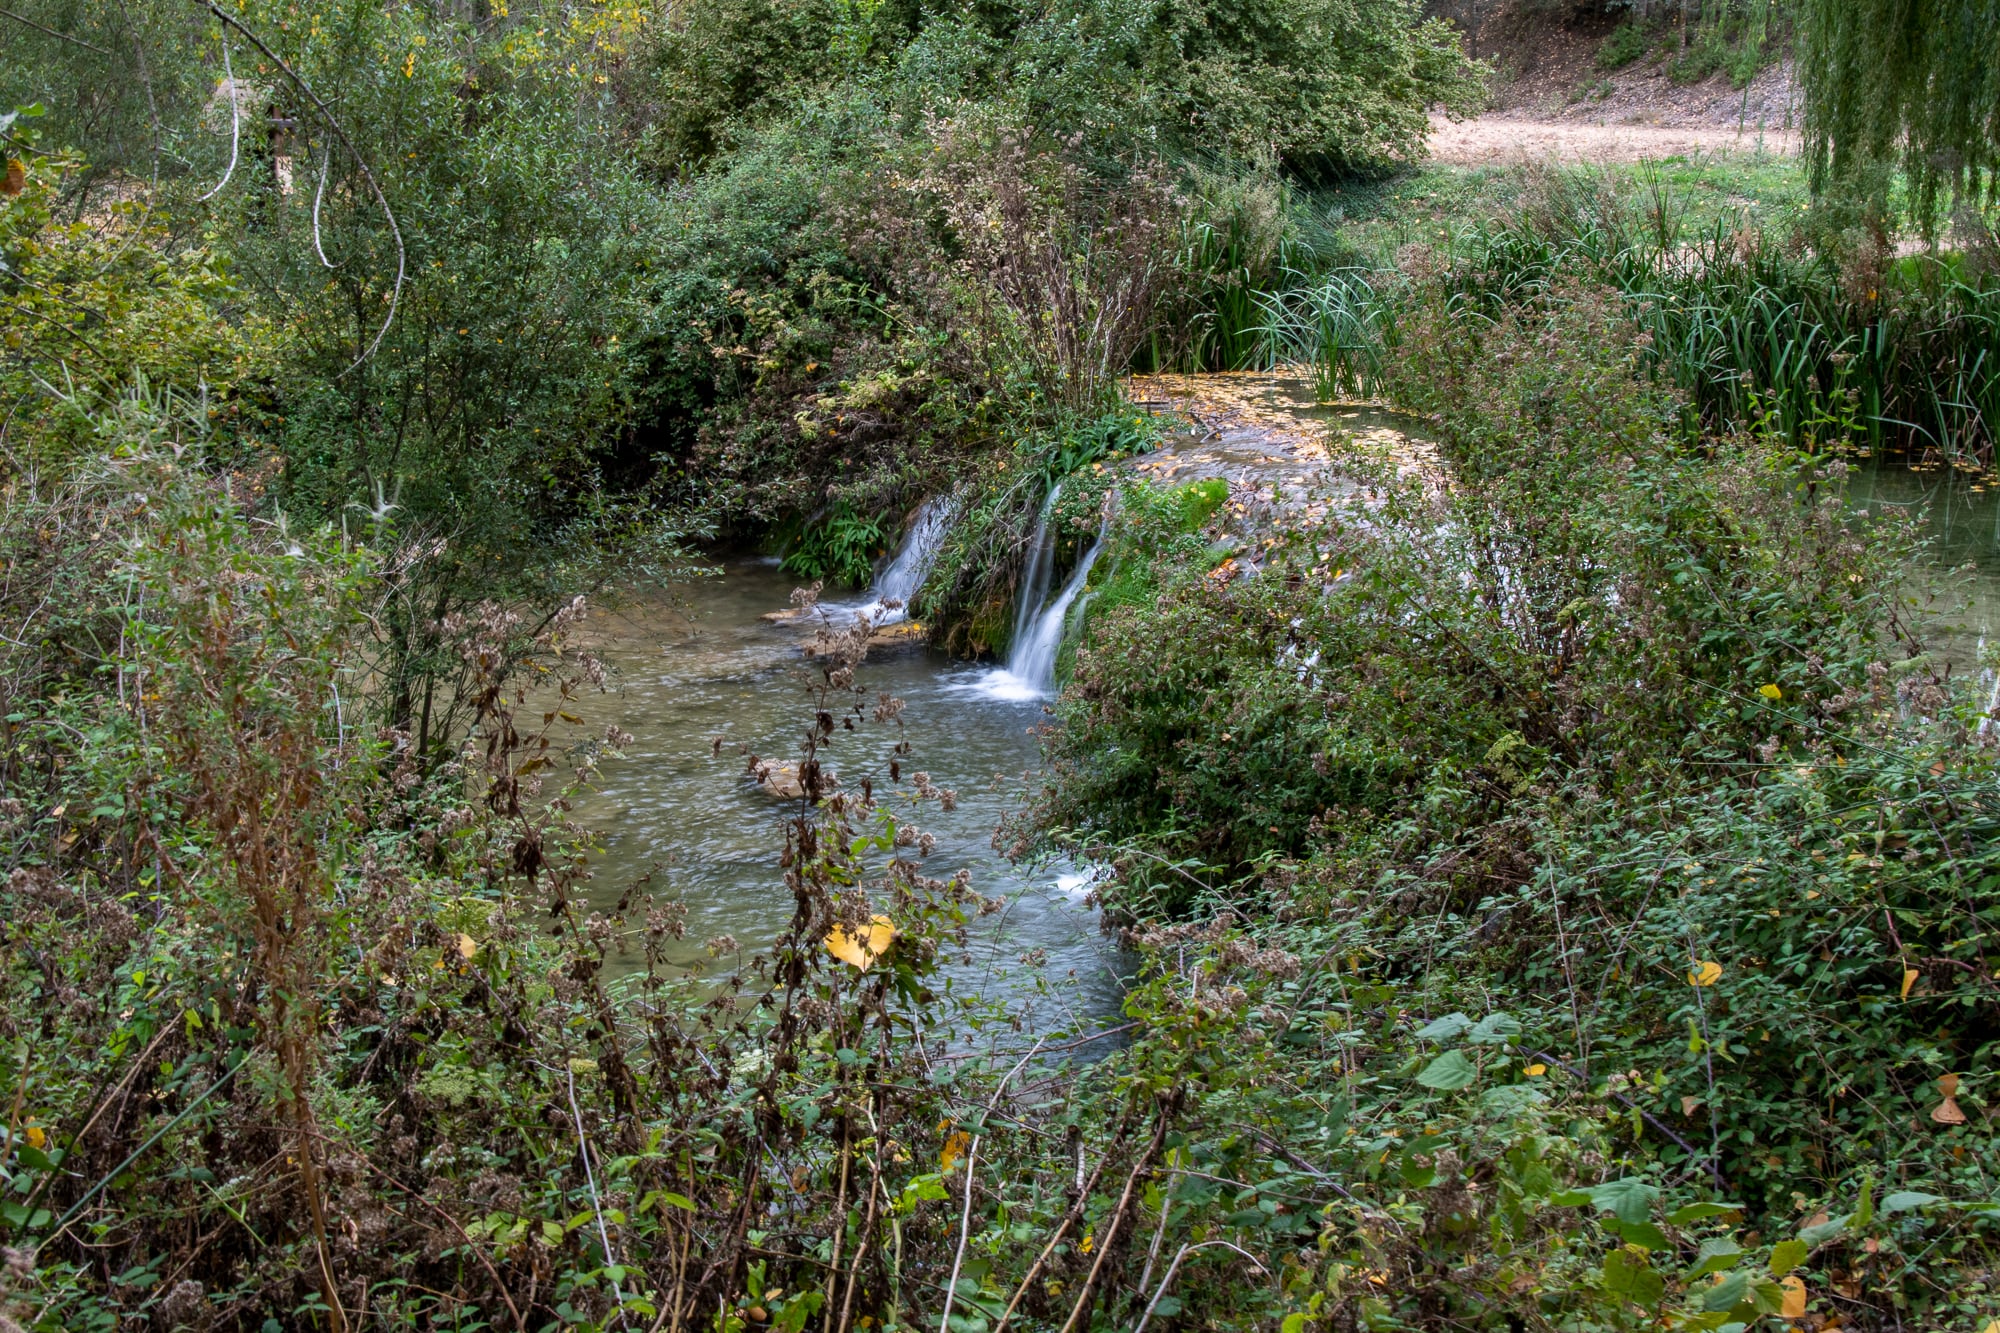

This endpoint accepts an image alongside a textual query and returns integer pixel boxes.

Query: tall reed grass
[1244,172,2000,462]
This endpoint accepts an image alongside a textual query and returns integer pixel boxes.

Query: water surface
[565,560,1126,1035]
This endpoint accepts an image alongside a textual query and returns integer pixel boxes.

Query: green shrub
[780,504,889,586]
[1597,19,1653,70]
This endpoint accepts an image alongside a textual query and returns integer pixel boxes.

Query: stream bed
[566,559,1127,1035]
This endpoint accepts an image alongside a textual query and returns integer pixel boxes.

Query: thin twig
[1055,1113,1169,1333]
[0,6,109,52]
[201,0,404,375]
[938,1040,1043,1333]
[1132,1241,1269,1333]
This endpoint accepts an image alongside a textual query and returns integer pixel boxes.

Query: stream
[566,555,1127,1036]
[557,378,2000,1042]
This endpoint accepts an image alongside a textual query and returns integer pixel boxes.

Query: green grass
[1300,156,1812,268]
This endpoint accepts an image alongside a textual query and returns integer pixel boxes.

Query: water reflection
[1846,462,2000,667]
[562,559,1127,1035]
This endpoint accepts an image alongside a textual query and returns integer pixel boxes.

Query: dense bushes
[1026,283,2000,1327]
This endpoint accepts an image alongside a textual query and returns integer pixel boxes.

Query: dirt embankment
[1423,2,1799,164]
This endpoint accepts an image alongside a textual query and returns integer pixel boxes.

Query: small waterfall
[1009,485,1061,648]
[1005,519,1106,695]
[844,496,952,625]
[960,495,1108,703]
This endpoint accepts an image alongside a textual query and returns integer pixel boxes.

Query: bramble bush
[1023,284,2000,1328]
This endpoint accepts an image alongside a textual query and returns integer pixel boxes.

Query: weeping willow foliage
[1799,0,2000,230]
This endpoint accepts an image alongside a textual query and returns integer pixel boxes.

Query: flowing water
[958,489,1112,704]
[564,555,1125,1037]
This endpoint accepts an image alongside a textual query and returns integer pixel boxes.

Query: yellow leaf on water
[825,915,898,970]
[1759,683,1783,700]
[1780,1275,1807,1318]
[1689,960,1723,986]
[1900,968,1919,999]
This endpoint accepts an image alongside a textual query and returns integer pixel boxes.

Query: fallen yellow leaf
[1682,1095,1702,1117]
[1900,967,1918,999]
[1759,683,1783,701]
[940,1129,970,1173]
[1780,1274,1807,1318]
[1523,1063,1547,1077]
[825,914,898,970]
[1689,960,1723,987]
[457,932,478,960]
[24,1124,45,1150]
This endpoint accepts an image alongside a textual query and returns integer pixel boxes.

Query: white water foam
[820,496,954,626]
[958,502,1109,703]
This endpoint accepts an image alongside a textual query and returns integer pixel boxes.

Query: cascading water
[836,495,953,625]
[1009,485,1061,649]
[964,492,1109,703]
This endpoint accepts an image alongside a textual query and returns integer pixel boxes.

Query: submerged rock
[751,759,804,799]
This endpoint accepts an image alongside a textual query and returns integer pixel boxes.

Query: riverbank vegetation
[5,0,2000,1329]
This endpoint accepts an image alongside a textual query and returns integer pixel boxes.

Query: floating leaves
[825,914,897,970]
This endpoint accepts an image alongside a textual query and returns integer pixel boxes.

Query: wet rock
[751,759,804,799]
[865,621,926,651]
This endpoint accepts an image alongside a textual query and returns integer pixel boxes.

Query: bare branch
[0,6,110,54]
[195,39,239,203]
[201,0,405,376]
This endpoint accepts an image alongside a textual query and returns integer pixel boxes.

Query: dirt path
[1427,113,1797,165]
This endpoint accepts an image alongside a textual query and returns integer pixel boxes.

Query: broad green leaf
[1416,1049,1478,1091]
[1687,1237,1744,1279]
[1468,1011,1522,1044]
[1768,1238,1808,1277]
[1881,1191,1942,1214]
[1851,1180,1875,1229]
[1616,1220,1670,1251]
[1603,1249,1665,1304]
[1797,1214,1846,1245]
[1701,1270,1750,1312]
[1587,1177,1659,1225]
[1667,1201,1744,1224]
[1415,1013,1474,1042]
